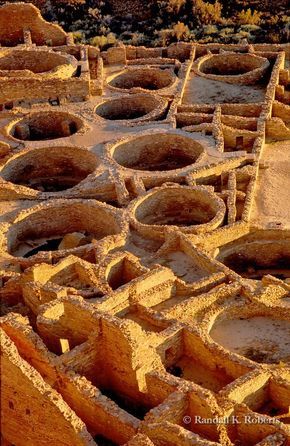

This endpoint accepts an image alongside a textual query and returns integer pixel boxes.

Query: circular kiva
[108,67,176,91]
[216,232,290,280]
[109,132,205,173]
[0,146,99,193]
[10,111,84,141]
[208,307,290,364]
[2,200,126,260]
[129,185,226,240]
[95,94,167,122]
[193,53,270,85]
[0,49,77,79]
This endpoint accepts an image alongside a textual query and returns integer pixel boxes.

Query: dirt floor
[172,355,232,392]
[150,251,209,283]
[251,140,290,229]
[182,73,266,104]
[210,316,290,364]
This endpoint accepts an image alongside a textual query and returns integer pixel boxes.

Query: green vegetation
[1,0,289,47]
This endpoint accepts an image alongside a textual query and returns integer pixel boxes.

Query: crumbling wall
[0,3,67,46]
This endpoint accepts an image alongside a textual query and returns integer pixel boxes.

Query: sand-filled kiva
[1,3,290,446]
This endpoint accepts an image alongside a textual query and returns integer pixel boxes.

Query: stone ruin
[0,3,290,446]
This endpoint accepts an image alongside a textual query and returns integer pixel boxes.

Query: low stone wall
[0,48,77,79]
[0,76,90,103]
[95,93,167,123]
[129,184,226,240]
[193,52,270,85]
[107,67,176,93]
[8,110,84,141]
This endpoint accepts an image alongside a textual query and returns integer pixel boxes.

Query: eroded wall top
[0,3,67,46]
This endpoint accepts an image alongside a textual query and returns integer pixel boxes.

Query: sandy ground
[152,251,208,283]
[210,316,290,363]
[251,140,290,229]
[182,74,265,104]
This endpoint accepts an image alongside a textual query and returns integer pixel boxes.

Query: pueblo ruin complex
[0,3,290,446]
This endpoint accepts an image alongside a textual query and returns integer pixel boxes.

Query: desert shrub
[203,24,218,34]
[237,9,261,26]
[267,32,281,43]
[172,21,190,40]
[267,15,279,26]
[219,27,234,36]
[239,24,261,32]
[156,28,172,46]
[129,32,147,46]
[90,33,117,48]
[152,0,187,28]
[90,35,107,47]
[72,30,85,43]
[88,7,101,19]
[193,0,223,25]
[232,30,251,42]
[166,0,186,13]
[3,0,288,46]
